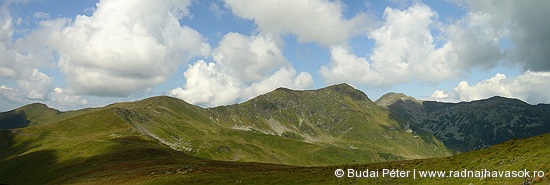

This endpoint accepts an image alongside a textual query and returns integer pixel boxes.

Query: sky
[1,0,549,111]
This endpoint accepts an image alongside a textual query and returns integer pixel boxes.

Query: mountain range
[1,83,549,184]
[376,92,550,152]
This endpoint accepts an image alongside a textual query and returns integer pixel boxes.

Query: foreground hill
[148,133,550,184]
[376,92,550,152]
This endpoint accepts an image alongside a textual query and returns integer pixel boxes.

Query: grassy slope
[0,103,99,130]
[0,84,451,168]
[0,107,306,185]
[0,96,548,184]
[143,133,550,185]
[104,85,450,166]
[3,117,545,184]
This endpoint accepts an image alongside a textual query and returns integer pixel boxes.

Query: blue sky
[1,0,549,111]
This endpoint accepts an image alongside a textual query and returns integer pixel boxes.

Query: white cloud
[169,33,313,107]
[169,60,241,107]
[0,2,61,103]
[430,90,449,99]
[0,1,16,79]
[320,3,506,87]
[49,87,88,106]
[209,3,226,19]
[17,69,53,100]
[50,0,210,97]
[430,71,550,104]
[0,85,23,103]
[224,0,368,46]
[241,67,313,101]
[32,12,50,19]
[319,46,380,85]
[321,4,454,87]
[1,69,88,110]
[442,11,502,70]
[213,33,288,83]
[452,0,550,72]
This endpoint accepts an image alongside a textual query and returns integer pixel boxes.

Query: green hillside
[100,84,450,166]
[0,102,100,130]
[2,114,547,184]
[0,107,290,185]
[1,84,549,184]
[0,103,59,129]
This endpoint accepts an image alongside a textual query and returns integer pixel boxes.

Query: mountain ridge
[2,84,549,164]
[376,92,550,152]
[1,83,550,184]
[0,83,451,166]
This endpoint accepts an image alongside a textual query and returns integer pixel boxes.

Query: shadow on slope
[0,111,30,129]
[0,109,296,185]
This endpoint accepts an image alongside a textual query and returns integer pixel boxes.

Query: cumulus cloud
[50,0,210,97]
[319,46,379,85]
[0,3,52,101]
[0,1,16,79]
[169,33,313,107]
[224,0,368,46]
[453,0,550,72]
[17,69,53,100]
[240,67,313,101]
[49,87,88,106]
[0,1,88,110]
[430,71,550,104]
[320,3,507,87]
[321,4,453,86]
[169,60,241,106]
[0,85,23,103]
[213,33,288,83]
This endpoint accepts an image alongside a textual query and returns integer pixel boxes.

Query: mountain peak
[273,86,295,92]
[375,92,422,109]
[469,96,529,107]
[320,83,370,101]
[324,83,354,90]
[18,102,50,110]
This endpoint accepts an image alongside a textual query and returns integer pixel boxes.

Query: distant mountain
[376,93,550,152]
[0,103,59,129]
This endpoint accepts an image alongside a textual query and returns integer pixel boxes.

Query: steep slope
[1,87,549,184]
[377,93,550,152]
[203,84,450,164]
[96,84,451,166]
[0,84,451,168]
[2,107,547,184]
